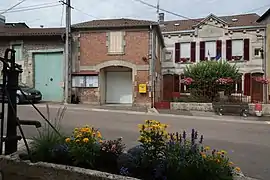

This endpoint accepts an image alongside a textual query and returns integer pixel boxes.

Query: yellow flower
[216,159,220,163]
[220,150,227,154]
[229,161,234,166]
[83,138,89,143]
[235,167,241,172]
[97,131,102,138]
[204,146,210,151]
[74,128,78,131]
[76,139,80,143]
[99,140,103,143]
[201,154,206,159]
[65,138,71,143]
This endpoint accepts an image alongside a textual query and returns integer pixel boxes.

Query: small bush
[65,126,102,168]
[30,105,66,163]
[96,137,125,173]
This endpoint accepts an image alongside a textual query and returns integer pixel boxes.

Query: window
[165,50,172,61]
[12,44,22,61]
[180,43,190,62]
[232,40,243,60]
[205,41,216,60]
[72,75,98,88]
[254,48,261,58]
[107,31,125,54]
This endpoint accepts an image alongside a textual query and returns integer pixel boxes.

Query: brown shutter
[226,40,232,61]
[175,43,180,63]
[216,40,222,60]
[200,41,205,61]
[244,73,251,96]
[244,39,250,61]
[190,42,196,62]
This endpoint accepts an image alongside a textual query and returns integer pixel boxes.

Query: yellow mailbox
[138,83,147,93]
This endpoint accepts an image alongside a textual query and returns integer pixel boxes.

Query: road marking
[265,121,270,124]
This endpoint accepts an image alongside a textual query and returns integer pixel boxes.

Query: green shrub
[183,61,241,101]
[65,126,102,168]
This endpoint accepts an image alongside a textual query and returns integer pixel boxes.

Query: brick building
[0,16,65,102]
[71,18,165,107]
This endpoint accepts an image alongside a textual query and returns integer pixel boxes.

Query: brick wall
[0,37,64,86]
[78,29,158,106]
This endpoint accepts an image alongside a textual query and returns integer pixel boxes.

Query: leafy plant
[97,137,126,173]
[183,61,241,101]
[65,125,102,168]
[30,105,66,163]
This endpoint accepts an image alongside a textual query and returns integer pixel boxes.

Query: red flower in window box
[172,92,181,98]
[182,77,194,85]
[254,77,269,84]
[216,77,234,85]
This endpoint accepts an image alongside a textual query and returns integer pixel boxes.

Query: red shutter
[175,43,180,63]
[226,40,232,61]
[244,39,250,61]
[244,73,251,96]
[190,42,196,62]
[180,74,184,93]
[200,41,205,61]
[216,40,222,59]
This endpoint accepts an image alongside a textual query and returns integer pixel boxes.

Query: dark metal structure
[0,48,47,156]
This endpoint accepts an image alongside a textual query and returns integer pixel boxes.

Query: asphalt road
[1,104,270,180]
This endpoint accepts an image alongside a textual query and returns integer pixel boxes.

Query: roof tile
[161,13,264,32]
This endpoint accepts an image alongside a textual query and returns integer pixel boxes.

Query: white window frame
[231,39,243,60]
[107,31,125,54]
[72,75,99,88]
[180,42,191,62]
[11,44,23,61]
[205,41,216,60]
[254,47,261,58]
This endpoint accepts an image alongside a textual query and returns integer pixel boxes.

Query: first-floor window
[205,41,216,60]
[72,75,99,88]
[180,43,190,63]
[232,40,243,60]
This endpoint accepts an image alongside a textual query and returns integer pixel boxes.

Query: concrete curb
[147,107,159,114]
[22,104,270,125]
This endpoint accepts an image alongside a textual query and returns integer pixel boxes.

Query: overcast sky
[0,0,269,28]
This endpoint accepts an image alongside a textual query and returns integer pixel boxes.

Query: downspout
[263,29,268,103]
[149,24,154,108]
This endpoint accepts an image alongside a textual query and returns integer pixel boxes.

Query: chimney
[158,13,164,23]
[0,15,6,24]
[40,25,44,28]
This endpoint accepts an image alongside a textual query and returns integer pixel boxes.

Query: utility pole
[157,0,160,23]
[64,0,72,104]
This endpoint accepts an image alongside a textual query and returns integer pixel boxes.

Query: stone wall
[0,155,138,180]
[171,102,270,115]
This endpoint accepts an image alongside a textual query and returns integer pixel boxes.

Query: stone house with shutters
[71,18,164,107]
[160,13,267,103]
[0,16,65,102]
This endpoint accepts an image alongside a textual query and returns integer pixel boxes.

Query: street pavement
[1,103,270,180]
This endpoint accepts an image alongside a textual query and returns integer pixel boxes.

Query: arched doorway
[100,66,133,104]
[251,72,264,102]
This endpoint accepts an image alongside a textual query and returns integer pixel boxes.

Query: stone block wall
[170,102,270,115]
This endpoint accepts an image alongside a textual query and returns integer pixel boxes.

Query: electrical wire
[2,4,61,14]
[0,1,59,12]
[73,7,99,19]
[0,0,27,15]
[243,3,270,14]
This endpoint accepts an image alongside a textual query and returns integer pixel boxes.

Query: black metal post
[4,50,20,155]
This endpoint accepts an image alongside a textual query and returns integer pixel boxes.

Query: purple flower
[120,167,129,176]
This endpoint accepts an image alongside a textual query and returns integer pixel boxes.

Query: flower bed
[16,120,242,180]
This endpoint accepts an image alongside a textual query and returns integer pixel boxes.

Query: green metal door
[34,52,64,102]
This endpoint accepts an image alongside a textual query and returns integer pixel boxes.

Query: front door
[34,52,64,102]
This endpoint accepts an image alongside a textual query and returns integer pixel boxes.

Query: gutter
[149,24,154,108]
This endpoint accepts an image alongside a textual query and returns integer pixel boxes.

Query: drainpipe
[263,30,268,103]
[149,24,154,108]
